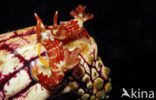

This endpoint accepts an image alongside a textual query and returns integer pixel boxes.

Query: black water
[0,0,156,100]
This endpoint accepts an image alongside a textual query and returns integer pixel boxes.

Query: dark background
[0,0,156,100]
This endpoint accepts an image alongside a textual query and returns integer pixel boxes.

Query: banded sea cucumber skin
[0,26,50,100]
[0,26,111,100]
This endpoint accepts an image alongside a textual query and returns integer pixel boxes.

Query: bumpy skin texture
[0,26,111,100]
[0,6,112,100]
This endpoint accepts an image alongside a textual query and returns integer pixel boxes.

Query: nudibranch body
[30,5,94,89]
